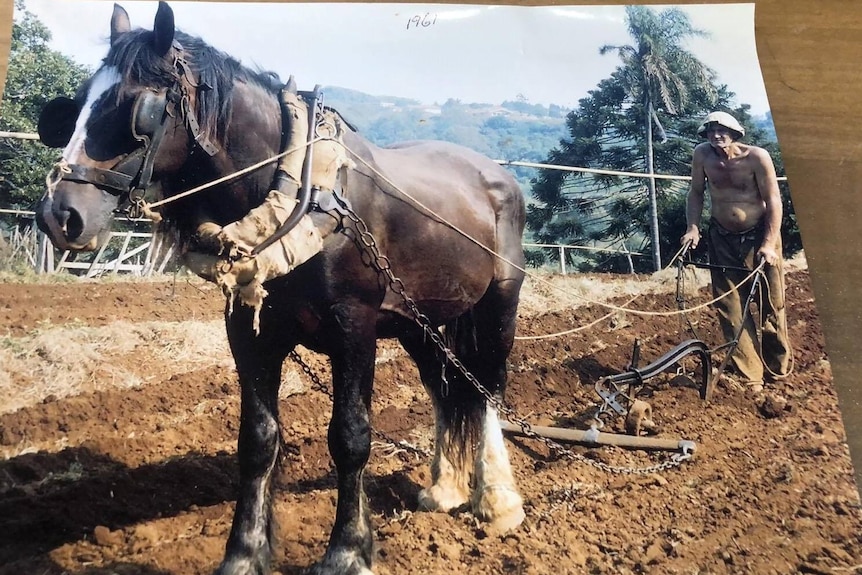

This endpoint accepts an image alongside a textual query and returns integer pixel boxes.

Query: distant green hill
[322,86,571,192]
[321,86,778,198]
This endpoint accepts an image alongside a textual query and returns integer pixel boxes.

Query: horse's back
[381,139,521,195]
[337,134,526,324]
[354,136,525,236]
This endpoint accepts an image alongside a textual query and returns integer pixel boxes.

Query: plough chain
[330,203,694,474]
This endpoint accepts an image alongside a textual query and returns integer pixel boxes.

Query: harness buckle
[126,188,147,219]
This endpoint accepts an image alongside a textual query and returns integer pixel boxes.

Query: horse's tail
[435,311,489,470]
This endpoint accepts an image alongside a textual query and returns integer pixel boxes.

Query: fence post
[143,232,160,276]
[622,243,634,274]
[85,236,112,278]
[36,232,54,273]
[559,245,567,275]
[113,231,134,274]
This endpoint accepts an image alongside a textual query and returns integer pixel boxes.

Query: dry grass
[0,320,232,414]
[518,265,710,317]
[518,251,808,317]
[0,316,317,415]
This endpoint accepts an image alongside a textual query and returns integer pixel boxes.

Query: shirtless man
[681,111,791,390]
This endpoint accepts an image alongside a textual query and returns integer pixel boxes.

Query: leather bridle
[45,42,219,217]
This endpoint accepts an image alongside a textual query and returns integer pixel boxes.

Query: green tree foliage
[0,1,91,209]
[527,6,799,273]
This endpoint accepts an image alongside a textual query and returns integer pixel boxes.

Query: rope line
[146,136,325,209]
[342,141,757,321]
[514,294,642,340]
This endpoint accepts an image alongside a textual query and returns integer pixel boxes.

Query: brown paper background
[1,0,860,491]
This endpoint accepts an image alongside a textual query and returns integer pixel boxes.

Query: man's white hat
[697,111,745,139]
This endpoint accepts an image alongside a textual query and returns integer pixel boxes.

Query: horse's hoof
[417,484,469,513]
[214,557,267,575]
[485,505,526,535]
[308,550,375,575]
[472,485,525,534]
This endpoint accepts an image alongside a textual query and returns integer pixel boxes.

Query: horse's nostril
[54,207,70,230]
[64,208,84,240]
[54,203,84,241]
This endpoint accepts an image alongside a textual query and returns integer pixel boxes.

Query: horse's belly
[378,260,492,324]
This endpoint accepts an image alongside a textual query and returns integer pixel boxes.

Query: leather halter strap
[60,164,135,195]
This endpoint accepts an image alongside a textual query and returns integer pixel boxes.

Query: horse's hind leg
[467,280,525,533]
[399,329,472,513]
[216,310,287,575]
[400,281,524,532]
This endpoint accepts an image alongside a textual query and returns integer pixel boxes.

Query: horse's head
[35,2,219,251]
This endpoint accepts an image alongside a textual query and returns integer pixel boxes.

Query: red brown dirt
[1,269,860,575]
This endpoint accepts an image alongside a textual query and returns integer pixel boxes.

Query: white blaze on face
[62,66,122,162]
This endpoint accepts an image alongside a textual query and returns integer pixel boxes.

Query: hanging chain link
[292,202,692,475]
[288,350,431,459]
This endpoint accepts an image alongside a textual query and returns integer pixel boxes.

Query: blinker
[38,97,80,148]
[132,89,170,142]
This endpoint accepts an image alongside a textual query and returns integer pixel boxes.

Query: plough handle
[605,339,712,400]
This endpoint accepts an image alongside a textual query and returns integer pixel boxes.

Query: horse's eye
[84,97,139,161]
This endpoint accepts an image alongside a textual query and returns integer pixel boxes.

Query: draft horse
[35,3,527,573]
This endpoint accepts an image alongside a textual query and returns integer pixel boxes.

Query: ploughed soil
[1,266,860,575]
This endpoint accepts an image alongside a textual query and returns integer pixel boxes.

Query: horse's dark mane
[104,28,283,144]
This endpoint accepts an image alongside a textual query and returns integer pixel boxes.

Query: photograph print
[1,2,860,574]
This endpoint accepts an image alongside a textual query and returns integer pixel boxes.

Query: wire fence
[496,159,789,182]
[1,209,631,277]
[0,130,787,277]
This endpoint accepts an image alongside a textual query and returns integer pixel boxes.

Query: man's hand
[681,228,701,250]
[757,245,780,266]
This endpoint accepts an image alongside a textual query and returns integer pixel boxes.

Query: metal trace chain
[288,350,431,459]
[327,201,692,476]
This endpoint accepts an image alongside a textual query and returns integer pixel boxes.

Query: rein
[145,136,325,211]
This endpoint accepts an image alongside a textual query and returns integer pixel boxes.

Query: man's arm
[753,147,783,265]
[681,145,707,248]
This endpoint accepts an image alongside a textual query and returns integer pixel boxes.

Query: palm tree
[601,6,717,271]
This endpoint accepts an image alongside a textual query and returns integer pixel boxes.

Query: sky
[19,1,771,116]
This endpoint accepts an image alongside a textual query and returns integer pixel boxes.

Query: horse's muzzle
[35,184,115,251]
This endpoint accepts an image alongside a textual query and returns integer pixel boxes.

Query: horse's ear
[110,4,131,45]
[152,1,175,57]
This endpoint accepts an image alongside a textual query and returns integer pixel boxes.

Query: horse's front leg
[217,309,288,575]
[313,305,376,575]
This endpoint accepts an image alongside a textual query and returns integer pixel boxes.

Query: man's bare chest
[705,158,757,192]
